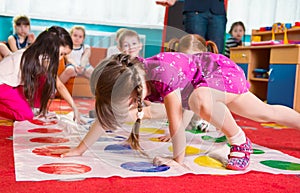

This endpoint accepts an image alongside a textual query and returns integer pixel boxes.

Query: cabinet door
[267,64,296,108]
[237,63,248,79]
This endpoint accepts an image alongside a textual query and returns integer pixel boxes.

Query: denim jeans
[183,10,227,54]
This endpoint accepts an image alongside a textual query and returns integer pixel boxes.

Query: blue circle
[121,162,170,172]
[104,144,132,153]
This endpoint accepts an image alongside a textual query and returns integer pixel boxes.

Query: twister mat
[13,114,300,181]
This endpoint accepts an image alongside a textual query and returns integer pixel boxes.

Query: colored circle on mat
[38,163,91,175]
[114,136,127,141]
[253,149,265,154]
[260,160,300,171]
[194,155,225,169]
[121,162,170,172]
[149,137,162,142]
[168,145,204,155]
[201,135,227,143]
[32,146,71,157]
[29,119,58,126]
[28,128,62,133]
[104,144,132,153]
[97,136,126,142]
[30,137,69,143]
[140,127,165,134]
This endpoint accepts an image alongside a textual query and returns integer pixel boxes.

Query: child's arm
[61,119,105,157]
[27,33,35,45]
[56,77,81,122]
[163,90,186,164]
[80,47,91,68]
[7,35,18,52]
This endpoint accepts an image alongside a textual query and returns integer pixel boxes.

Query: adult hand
[155,0,176,7]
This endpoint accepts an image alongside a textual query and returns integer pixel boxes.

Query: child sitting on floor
[59,25,94,84]
[7,15,35,52]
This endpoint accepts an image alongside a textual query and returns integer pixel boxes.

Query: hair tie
[45,27,49,32]
[137,111,144,119]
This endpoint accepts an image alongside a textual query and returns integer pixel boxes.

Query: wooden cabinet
[230,45,300,112]
[252,27,300,42]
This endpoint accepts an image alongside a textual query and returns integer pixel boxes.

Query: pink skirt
[0,84,34,121]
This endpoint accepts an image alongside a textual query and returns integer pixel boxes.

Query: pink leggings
[0,84,34,121]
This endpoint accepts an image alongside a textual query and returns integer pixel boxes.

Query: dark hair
[20,26,73,115]
[90,54,145,151]
[13,15,30,26]
[229,21,246,35]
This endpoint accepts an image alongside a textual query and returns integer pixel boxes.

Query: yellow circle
[140,127,165,134]
[168,145,205,155]
[194,155,225,169]
[149,137,162,142]
[261,123,288,129]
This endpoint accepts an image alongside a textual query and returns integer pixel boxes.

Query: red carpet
[0,98,299,193]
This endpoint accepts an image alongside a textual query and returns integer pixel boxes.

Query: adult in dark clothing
[156,0,227,54]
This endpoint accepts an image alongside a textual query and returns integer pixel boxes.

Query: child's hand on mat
[157,134,171,142]
[72,106,85,125]
[60,148,83,158]
[153,156,191,170]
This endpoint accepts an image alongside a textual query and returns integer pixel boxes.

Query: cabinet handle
[268,68,274,82]
[241,54,246,58]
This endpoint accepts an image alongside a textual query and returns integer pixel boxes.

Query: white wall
[227,0,300,34]
[0,0,166,29]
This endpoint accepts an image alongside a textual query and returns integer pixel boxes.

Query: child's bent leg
[59,65,77,84]
[82,65,94,79]
[227,92,300,130]
[0,85,33,121]
[188,87,252,170]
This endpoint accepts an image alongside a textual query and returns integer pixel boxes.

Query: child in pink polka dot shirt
[62,38,300,171]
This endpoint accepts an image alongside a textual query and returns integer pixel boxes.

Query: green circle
[260,160,300,171]
[201,135,227,143]
[187,127,206,134]
[253,149,265,154]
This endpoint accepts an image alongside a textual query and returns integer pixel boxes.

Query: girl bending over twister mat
[0,26,80,122]
[62,48,300,170]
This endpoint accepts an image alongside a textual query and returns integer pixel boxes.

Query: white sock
[227,129,247,157]
[227,128,246,145]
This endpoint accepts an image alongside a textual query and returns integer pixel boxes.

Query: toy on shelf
[272,23,288,44]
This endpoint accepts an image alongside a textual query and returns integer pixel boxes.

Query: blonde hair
[167,34,219,54]
[115,28,128,40]
[118,30,141,48]
[70,25,86,38]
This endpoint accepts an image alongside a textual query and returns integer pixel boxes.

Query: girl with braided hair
[62,46,300,170]
[0,26,80,122]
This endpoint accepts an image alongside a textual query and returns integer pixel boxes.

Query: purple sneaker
[226,137,253,170]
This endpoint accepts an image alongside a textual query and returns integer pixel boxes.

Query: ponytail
[206,40,219,54]
[166,38,179,52]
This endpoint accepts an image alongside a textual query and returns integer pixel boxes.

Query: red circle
[38,163,91,175]
[32,146,71,157]
[28,128,62,133]
[29,119,58,126]
[30,137,69,143]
